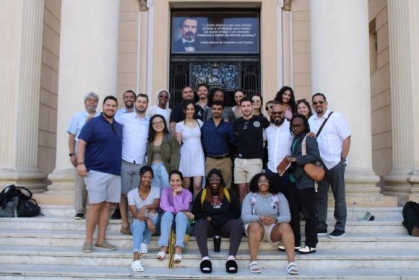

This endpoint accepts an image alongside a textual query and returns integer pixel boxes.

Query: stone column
[384,0,419,204]
[310,0,396,207]
[46,0,120,203]
[0,0,45,191]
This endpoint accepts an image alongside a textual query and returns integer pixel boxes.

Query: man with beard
[169,85,203,136]
[265,104,293,193]
[115,90,136,118]
[115,93,150,237]
[77,96,123,253]
[67,92,100,220]
[173,18,201,53]
[201,101,237,189]
[196,83,209,110]
[308,93,351,239]
[233,97,270,203]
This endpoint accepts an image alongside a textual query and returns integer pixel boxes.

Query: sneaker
[278,245,300,252]
[329,229,346,239]
[95,240,116,250]
[111,208,121,220]
[317,228,328,236]
[74,213,84,220]
[82,242,93,253]
[298,245,316,254]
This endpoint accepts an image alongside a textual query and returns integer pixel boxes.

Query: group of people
[67,84,351,275]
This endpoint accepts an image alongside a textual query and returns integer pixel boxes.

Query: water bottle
[353,202,357,221]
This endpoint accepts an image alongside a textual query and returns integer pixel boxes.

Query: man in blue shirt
[77,96,123,253]
[201,101,237,189]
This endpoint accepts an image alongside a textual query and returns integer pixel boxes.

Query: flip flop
[200,259,212,273]
[156,251,166,260]
[226,259,238,274]
[174,253,183,262]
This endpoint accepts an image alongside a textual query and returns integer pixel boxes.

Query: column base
[383,167,418,206]
[0,167,46,192]
[37,168,76,205]
[331,167,397,207]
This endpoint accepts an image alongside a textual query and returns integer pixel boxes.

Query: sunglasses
[159,95,169,99]
[265,104,274,111]
[312,100,325,105]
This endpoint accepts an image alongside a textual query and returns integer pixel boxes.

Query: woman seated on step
[241,172,298,275]
[191,168,242,274]
[128,166,160,272]
[156,170,193,263]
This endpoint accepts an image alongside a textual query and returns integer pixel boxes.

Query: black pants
[194,219,243,257]
[287,183,318,248]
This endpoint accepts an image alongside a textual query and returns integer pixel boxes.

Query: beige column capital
[0,0,45,191]
[46,0,120,202]
[310,1,395,207]
[384,0,419,204]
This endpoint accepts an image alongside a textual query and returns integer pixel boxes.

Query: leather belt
[207,154,230,160]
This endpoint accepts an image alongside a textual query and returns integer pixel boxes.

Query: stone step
[0,229,414,250]
[0,245,418,270]
[38,205,404,220]
[0,216,407,234]
[1,263,418,279]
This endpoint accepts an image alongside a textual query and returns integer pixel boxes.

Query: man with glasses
[67,92,100,220]
[265,104,293,194]
[146,89,171,128]
[233,97,270,203]
[115,94,150,236]
[308,93,351,239]
[201,101,238,189]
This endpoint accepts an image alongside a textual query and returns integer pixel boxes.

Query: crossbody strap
[316,111,333,137]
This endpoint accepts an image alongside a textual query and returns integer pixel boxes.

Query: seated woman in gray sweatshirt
[241,172,298,275]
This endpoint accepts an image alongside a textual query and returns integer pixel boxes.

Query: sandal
[287,262,299,275]
[200,259,212,273]
[249,261,261,274]
[173,253,183,262]
[156,251,166,260]
[131,260,144,272]
[226,259,238,274]
[139,243,148,254]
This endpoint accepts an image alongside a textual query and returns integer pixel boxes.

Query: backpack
[251,193,279,215]
[402,201,419,236]
[200,188,230,209]
[0,185,41,217]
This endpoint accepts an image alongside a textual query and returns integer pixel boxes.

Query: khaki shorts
[244,222,280,244]
[234,158,263,184]
[84,170,121,204]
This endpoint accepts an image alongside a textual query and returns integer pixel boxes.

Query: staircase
[0,205,418,279]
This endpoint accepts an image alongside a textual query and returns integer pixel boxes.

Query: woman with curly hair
[241,172,298,275]
[274,86,297,121]
[191,169,242,274]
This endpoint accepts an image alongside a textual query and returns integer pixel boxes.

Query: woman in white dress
[175,100,205,200]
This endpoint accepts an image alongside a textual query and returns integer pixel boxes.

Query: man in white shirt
[146,89,171,129]
[115,93,149,234]
[115,90,136,118]
[308,93,351,239]
[265,104,293,193]
[67,92,100,219]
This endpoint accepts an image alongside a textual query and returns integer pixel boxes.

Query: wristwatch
[69,153,75,157]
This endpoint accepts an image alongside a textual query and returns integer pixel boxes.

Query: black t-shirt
[169,102,204,123]
[233,115,270,159]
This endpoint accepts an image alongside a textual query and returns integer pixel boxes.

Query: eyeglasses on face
[258,179,269,184]
[312,100,325,105]
[159,95,169,99]
[152,121,164,126]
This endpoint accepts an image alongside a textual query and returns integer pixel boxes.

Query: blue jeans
[158,211,190,248]
[131,213,158,253]
[151,162,170,189]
